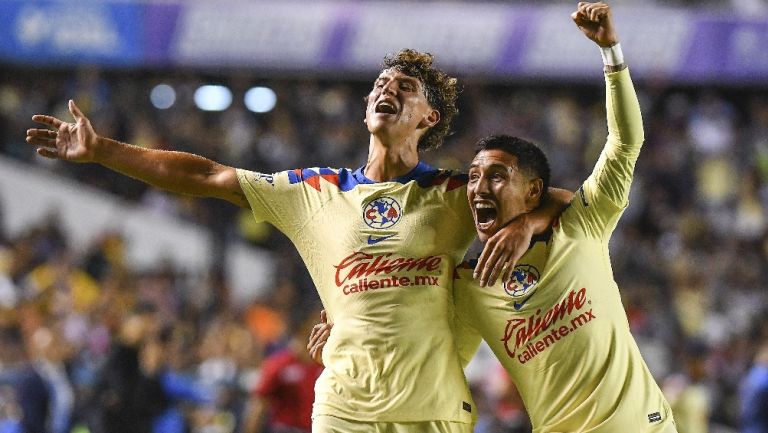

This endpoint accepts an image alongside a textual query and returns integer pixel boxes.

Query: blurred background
[1,0,767,432]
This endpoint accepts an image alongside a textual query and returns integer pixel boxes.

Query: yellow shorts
[312,415,474,433]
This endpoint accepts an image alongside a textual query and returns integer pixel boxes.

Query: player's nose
[474,174,492,194]
[381,80,397,96]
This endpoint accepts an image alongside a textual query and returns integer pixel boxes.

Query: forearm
[590,68,643,206]
[605,68,643,150]
[526,187,574,234]
[94,137,245,205]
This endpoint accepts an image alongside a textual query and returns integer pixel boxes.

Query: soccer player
[454,3,678,431]
[26,44,567,432]
[311,2,680,432]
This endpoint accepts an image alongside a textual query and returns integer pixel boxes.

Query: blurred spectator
[86,303,168,433]
[28,327,75,433]
[488,367,530,433]
[195,312,259,433]
[0,273,17,314]
[741,341,768,433]
[663,340,711,433]
[152,325,216,433]
[0,384,23,433]
[245,279,302,354]
[0,325,50,433]
[241,306,324,433]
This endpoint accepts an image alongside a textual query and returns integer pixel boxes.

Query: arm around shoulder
[526,187,574,234]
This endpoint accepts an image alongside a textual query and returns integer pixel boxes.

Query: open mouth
[474,203,497,230]
[375,100,397,115]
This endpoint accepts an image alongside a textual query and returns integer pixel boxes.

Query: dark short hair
[381,49,458,152]
[475,135,551,193]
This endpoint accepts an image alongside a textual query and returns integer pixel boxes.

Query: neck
[364,135,420,182]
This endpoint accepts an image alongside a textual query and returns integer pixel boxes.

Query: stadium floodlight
[150,84,176,110]
[244,86,277,113]
[194,85,233,112]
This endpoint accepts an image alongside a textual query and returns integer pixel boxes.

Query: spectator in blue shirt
[741,341,768,433]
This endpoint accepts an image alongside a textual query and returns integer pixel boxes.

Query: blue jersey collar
[352,161,435,184]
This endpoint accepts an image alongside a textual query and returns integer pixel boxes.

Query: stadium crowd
[0,64,767,432]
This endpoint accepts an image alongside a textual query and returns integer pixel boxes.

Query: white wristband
[600,43,624,66]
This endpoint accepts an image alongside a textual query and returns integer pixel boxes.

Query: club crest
[504,264,540,298]
[363,196,402,229]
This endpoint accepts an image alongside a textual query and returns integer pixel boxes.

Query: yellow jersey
[237,162,476,423]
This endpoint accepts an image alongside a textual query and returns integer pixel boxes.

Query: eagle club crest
[504,264,540,298]
[363,196,402,229]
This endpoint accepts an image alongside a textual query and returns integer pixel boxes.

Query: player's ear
[419,109,440,129]
[525,178,544,210]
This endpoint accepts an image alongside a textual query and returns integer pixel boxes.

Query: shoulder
[262,167,361,192]
[413,168,468,191]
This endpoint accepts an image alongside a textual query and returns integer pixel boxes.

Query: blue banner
[0,0,144,66]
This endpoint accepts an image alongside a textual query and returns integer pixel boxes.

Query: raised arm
[26,100,248,208]
[476,2,635,285]
[573,2,643,209]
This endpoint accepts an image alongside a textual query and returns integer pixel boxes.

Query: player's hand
[571,2,619,47]
[474,213,534,288]
[307,310,332,366]
[26,100,100,163]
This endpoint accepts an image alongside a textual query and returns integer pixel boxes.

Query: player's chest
[320,189,462,255]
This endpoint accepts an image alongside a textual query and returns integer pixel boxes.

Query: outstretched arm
[26,100,248,208]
